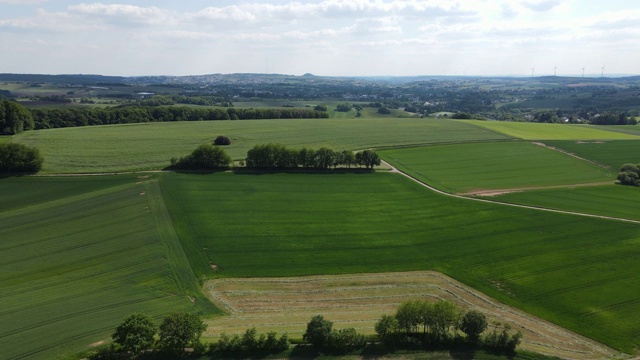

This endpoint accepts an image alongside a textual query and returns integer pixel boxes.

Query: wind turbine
[531,67,535,78]
[581,67,585,78]
[554,66,558,77]
[601,65,606,78]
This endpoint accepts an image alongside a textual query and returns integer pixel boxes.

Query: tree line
[170,142,381,171]
[27,106,328,130]
[246,144,380,170]
[95,300,522,359]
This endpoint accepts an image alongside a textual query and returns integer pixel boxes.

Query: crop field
[541,140,640,169]
[12,118,510,173]
[161,171,640,352]
[203,271,617,359]
[462,120,640,140]
[0,175,213,360]
[491,184,640,221]
[379,142,613,193]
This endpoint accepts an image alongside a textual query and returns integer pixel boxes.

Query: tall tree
[0,100,33,135]
[158,312,207,354]
[460,310,487,344]
[112,313,157,355]
[303,315,333,348]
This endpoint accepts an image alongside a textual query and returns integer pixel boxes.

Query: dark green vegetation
[617,163,640,186]
[27,106,328,129]
[11,118,508,173]
[380,142,613,193]
[0,99,33,134]
[160,171,640,352]
[245,143,375,170]
[376,300,520,354]
[0,175,218,360]
[0,143,43,173]
[171,144,232,170]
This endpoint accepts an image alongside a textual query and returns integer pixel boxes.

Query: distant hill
[0,73,128,85]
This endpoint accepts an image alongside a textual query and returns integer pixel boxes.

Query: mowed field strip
[12,118,510,173]
[542,139,640,169]
[379,141,614,194]
[0,175,211,360]
[462,120,640,140]
[203,271,618,360]
[161,172,640,352]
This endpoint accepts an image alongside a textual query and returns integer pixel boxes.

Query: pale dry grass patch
[203,271,622,360]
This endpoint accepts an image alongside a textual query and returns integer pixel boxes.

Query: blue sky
[0,0,638,77]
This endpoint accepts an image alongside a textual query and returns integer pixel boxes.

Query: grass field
[11,118,510,173]
[0,175,215,360]
[491,184,640,221]
[203,272,617,359]
[542,140,640,169]
[462,120,640,140]
[160,171,640,352]
[379,142,613,193]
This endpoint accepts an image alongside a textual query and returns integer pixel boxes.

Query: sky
[0,0,638,77]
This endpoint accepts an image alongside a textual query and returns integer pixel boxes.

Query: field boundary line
[381,160,640,225]
[532,141,613,170]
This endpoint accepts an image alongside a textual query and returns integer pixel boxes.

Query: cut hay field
[161,172,640,352]
[0,175,215,360]
[203,271,617,360]
[11,118,510,173]
[491,184,640,221]
[542,140,640,169]
[379,142,613,193]
[462,120,640,140]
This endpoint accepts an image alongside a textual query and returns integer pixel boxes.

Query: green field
[11,118,510,173]
[379,142,613,193]
[492,184,640,221]
[463,120,640,140]
[161,171,640,352]
[0,175,216,360]
[542,140,640,169]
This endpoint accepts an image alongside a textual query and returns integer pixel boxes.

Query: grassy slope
[0,175,213,360]
[379,142,613,193]
[542,139,640,169]
[10,118,509,173]
[462,120,640,140]
[160,172,640,352]
[491,184,640,221]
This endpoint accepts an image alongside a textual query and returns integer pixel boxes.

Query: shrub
[214,135,231,145]
[377,106,391,114]
[172,144,232,170]
[0,143,43,173]
[314,104,328,111]
[617,163,640,186]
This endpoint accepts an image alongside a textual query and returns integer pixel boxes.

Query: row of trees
[245,144,381,169]
[110,312,206,356]
[0,143,43,173]
[27,106,328,130]
[170,144,232,170]
[374,300,522,353]
[216,328,289,354]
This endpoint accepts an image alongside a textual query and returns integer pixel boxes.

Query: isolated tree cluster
[375,300,521,353]
[0,143,43,173]
[617,163,640,186]
[246,143,380,169]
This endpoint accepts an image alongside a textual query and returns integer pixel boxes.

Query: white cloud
[67,3,176,26]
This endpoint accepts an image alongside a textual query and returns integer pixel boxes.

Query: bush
[171,144,232,170]
[336,103,352,112]
[617,163,640,186]
[214,135,231,145]
[377,106,391,114]
[326,327,366,354]
[0,143,43,173]
[216,328,289,354]
[314,104,328,111]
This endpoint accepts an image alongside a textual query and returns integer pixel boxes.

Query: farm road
[380,160,640,225]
